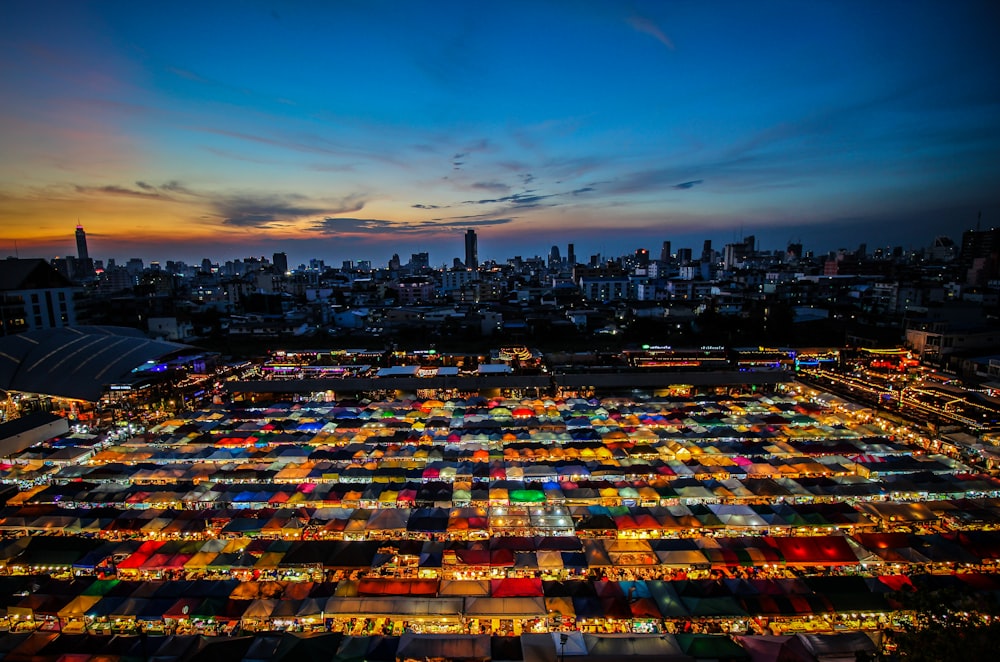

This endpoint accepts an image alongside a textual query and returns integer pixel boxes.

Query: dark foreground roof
[0,412,63,439]
[0,258,74,291]
[0,326,190,402]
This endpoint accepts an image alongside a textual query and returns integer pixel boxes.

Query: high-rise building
[960,227,1000,286]
[75,224,89,262]
[549,245,561,268]
[72,224,95,279]
[272,252,288,274]
[659,241,672,263]
[464,229,478,269]
[567,243,576,266]
[409,252,430,270]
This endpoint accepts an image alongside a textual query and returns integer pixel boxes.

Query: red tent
[771,536,857,566]
[357,578,439,596]
[490,578,543,597]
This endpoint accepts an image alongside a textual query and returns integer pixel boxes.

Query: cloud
[74,184,162,199]
[203,146,284,166]
[308,162,354,173]
[462,191,555,207]
[412,203,445,209]
[62,179,375,231]
[462,138,490,153]
[217,192,366,228]
[605,166,710,195]
[310,216,514,235]
[450,140,491,170]
[159,180,198,195]
[199,126,396,166]
[424,217,513,229]
[627,15,675,50]
[166,66,208,82]
[309,217,398,234]
[572,186,595,195]
[470,181,510,193]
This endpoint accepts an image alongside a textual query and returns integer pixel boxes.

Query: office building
[464,229,478,269]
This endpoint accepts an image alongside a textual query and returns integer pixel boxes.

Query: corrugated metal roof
[0,326,189,401]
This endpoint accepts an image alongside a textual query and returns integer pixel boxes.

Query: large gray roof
[0,326,190,402]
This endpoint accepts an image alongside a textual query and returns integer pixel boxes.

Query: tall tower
[464,229,478,269]
[549,245,561,267]
[75,224,89,261]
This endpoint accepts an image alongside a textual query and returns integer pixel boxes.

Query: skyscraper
[567,243,576,266]
[660,241,671,263]
[75,224,89,261]
[73,223,95,279]
[960,227,1000,285]
[549,245,561,268]
[464,229,478,269]
[272,252,288,274]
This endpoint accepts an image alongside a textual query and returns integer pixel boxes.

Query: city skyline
[2,1,999,265]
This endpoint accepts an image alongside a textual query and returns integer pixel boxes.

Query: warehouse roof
[0,326,190,402]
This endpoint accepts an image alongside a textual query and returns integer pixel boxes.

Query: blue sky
[1,0,998,266]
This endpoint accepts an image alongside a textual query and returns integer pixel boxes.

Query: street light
[559,632,568,662]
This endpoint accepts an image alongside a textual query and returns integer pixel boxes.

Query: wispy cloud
[63,180,370,230]
[74,184,163,199]
[470,181,510,193]
[461,191,554,207]
[310,216,514,235]
[627,15,675,50]
[217,192,366,228]
[197,126,399,167]
[674,180,703,190]
[166,66,208,82]
[203,146,285,166]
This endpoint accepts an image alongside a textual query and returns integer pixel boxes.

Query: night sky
[2,0,999,266]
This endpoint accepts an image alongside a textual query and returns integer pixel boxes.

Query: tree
[887,587,1000,661]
